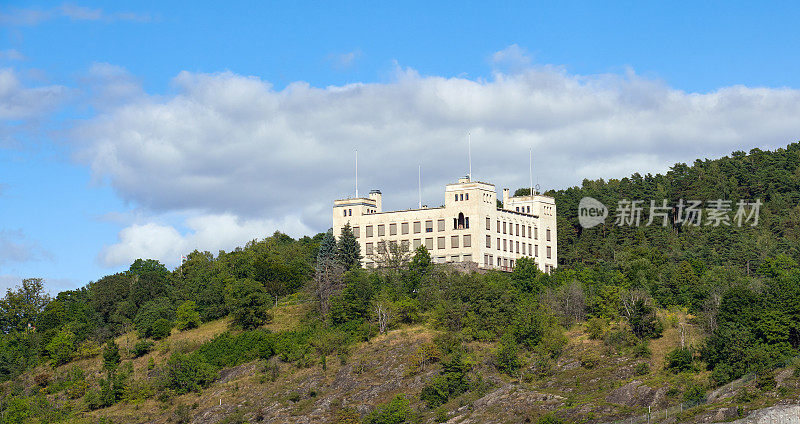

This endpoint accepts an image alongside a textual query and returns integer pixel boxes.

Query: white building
[332,176,557,272]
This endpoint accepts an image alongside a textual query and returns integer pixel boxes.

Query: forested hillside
[2,143,800,423]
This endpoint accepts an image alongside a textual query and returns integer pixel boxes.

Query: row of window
[515,205,532,214]
[454,193,469,201]
[486,236,552,259]
[354,216,470,238]
[364,234,473,255]
[485,217,550,241]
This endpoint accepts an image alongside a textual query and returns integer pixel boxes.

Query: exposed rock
[727,405,800,424]
[605,380,666,408]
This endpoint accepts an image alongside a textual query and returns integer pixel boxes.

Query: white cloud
[74,48,800,261]
[0,4,151,26]
[0,229,51,265]
[328,49,362,70]
[0,68,69,121]
[99,213,312,267]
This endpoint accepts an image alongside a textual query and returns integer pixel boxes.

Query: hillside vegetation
[2,143,800,423]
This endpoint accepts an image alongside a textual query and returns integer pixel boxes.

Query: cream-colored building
[332,176,557,273]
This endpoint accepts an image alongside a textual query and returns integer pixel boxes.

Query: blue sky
[2,1,800,293]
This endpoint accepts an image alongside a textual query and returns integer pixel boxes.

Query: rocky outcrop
[605,379,667,408]
[727,405,800,424]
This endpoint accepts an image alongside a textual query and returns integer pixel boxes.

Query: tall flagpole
[468,132,472,180]
[418,165,422,208]
[355,149,358,198]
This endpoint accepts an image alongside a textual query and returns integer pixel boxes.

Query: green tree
[134,297,174,339]
[163,353,217,394]
[175,301,201,331]
[46,329,76,366]
[0,278,50,334]
[336,223,362,269]
[103,339,121,371]
[226,278,272,330]
[364,394,413,424]
[317,228,337,265]
[151,318,173,340]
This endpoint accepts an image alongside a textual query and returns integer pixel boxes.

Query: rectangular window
[534,227,538,239]
[401,222,409,235]
[343,209,347,216]
[516,207,519,212]
[546,229,551,241]
[484,254,489,266]
[436,256,446,263]
[503,239,507,251]
[521,225,525,237]
[528,226,532,239]
[437,219,445,232]
[451,255,460,262]
[486,217,491,230]
[451,235,459,248]
[366,226,373,237]
[503,222,507,234]
[353,226,360,238]
[497,220,501,233]
[401,240,409,251]
[486,235,491,248]
[413,239,421,249]
[366,242,374,255]
[529,243,532,254]
[425,220,433,233]
[413,221,421,233]
[463,234,471,248]
[516,241,519,253]
[497,256,501,266]
[425,238,433,250]
[547,246,552,259]
[522,243,525,255]
[516,224,520,236]
[437,236,445,249]
[389,223,397,236]
[463,254,472,262]
[377,224,385,237]
[510,259,515,269]
[535,245,539,257]
[497,238,501,251]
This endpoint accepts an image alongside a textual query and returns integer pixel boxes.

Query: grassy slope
[12,303,800,424]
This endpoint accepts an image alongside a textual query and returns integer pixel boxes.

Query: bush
[420,353,470,408]
[683,383,706,406]
[34,371,52,387]
[131,339,154,358]
[665,347,694,373]
[496,334,521,376]
[227,278,273,330]
[151,318,173,340]
[76,339,102,359]
[163,353,217,394]
[103,340,121,371]
[536,413,564,424]
[134,297,175,339]
[175,301,202,331]
[632,341,652,358]
[364,394,413,424]
[585,317,606,340]
[46,329,76,366]
[634,362,650,376]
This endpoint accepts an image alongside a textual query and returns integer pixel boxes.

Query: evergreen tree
[317,228,337,266]
[336,223,362,269]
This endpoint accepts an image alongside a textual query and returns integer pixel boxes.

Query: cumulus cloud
[99,213,313,267]
[75,48,800,264]
[0,4,151,26]
[0,68,69,121]
[0,229,51,265]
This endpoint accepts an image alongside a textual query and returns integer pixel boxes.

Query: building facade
[332,176,557,272]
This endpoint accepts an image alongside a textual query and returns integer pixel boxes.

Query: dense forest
[2,143,800,423]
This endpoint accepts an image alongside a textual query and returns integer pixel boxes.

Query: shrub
[683,383,706,406]
[420,353,470,408]
[536,413,564,424]
[76,339,102,359]
[131,339,154,358]
[175,301,202,331]
[632,341,652,358]
[134,297,175,339]
[46,329,76,366]
[34,371,52,387]
[103,340,121,371]
[634,362,650,376]
[496,334,522,376]
[364,394,413,424]
[163,353,217,394]
[227,278,273,330]
[151,318,173,340]
[585,317,606,340]
[665,347,694,373]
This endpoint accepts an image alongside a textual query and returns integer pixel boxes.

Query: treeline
[543,141,800,384]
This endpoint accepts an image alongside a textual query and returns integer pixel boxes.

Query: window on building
[413,239,421,249]
[451,255,460,262]
[546,229,551,241]
[455,194,458,201]
[425,221,433,233]
[534,227,538,239]
[465,193,469,200]
[528,226,532,238]
[497,220,501,233]
[486,217,491,230]
[463,254,472,262]
[451,235,459,248]
[515,224,519,236]
[521,243,525,255]
[425,238,433,250]
[497,256,501,266]
[463,234,471,248]
[486,235,491,248]
[353,227,360,238]
[459,194,464,201]
[349,209,352,216]
[497,238,501,251]
[413,221,421,233]
[389,223,397,235]
[527,206,531,213]
[401,240,409,251]
[437,236,445,249]
[484,254,489,266]
[465,217,469,228]
[535,244,539,257]
[366,242,373,255]
[510,259,514,269]
[521,225,525,237]
[401,222,409,234]
[547,246,552,259]
[366,226,373,237]
[528,243,532,255]
[456,213,466,229]
[437,219,445,231]
[503,239,507,251]
[503,221,507,234]
[343,209,347,217]
[516,241,519,253]
[378,224,385,237]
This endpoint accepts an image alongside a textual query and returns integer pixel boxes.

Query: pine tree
[317,229,337,266]
[336,223,362,269]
